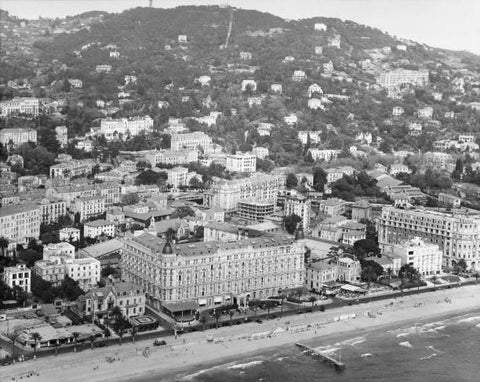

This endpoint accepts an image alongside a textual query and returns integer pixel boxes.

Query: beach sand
[3,284,480,382]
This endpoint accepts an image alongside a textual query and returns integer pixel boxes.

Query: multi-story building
[46,184,97,208]
[318,198,347,216]
[225,152,256,173]
[390,237,442,276]
[438,193,462,208]
[308,149,339,162]
[0,128,37,147]
[170,132,212,153]
[378,206,480,271]
[284,196,312,230]
[326,166,355,183]
[49,160,95,180]
[305,257,360,291]
[378,69,429,96]
[122,232,305,311]
[351,200,372,221]
[166,167,189,188]
[3,264,31,293]
[55,126,68,147]
[59,227,81,242]
[95,64,112,73]
[37,198,67,224]
[0,97,39,117]
[204,174,283,212]
[64,257,101,290]
[33,242,76,286]
[96,183,121,206]
[71,196,106,222]
[241,79,257,92]
[96,116,154,141]
[145,149,198,167]
[424,152,454,170]
[0,203,40,247]
[237,200,275,222]
[84,219,115,239]
[79,281,145,320]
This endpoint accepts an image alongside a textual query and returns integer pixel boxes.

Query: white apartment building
[225,152,257,173]
[71,196,106,222]
[59,227,81,242]
[204,174,283,212]
[0,203,40,247]
[326,166,355,183]
[68,79,83,88]
[308,149,339,162]
[378,69,429,96]
[391,237,442,276]
[378,206,480,271]
[292,70,306,81]
[64,257,101,290]
[308,98,324,110]
[166,167,189,188]
[284,196,312,230]
[145,149,198,167]
[0,97,39,117]
[3,264,31,293]
[241,79,257,92]
[55,126,68,147]
[122,232,305,311]
[84,219,115,239]
[252,147,269,159]
[0,128,37,147]
[37,198,67,224]
[49,160,95,179]
[34,242,76,286]
[392,106,404,116]
[170,132,212,153]
[298,131,321,145]
[97,116,154,141]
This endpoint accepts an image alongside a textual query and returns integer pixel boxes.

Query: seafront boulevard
[3,284,480,382]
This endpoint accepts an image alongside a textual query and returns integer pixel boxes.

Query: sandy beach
[3,284,480,382]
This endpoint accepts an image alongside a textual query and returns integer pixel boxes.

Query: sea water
[144,313,480,382]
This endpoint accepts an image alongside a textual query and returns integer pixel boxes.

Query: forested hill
[35,5,437,64]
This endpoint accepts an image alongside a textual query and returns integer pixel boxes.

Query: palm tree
[309,296,317,307]
[31,332,42,358]
[214,310,221,329]
[131,327,138,343]
[361,264,378,289]
[0,236,9,257]
[431,275,438,290]
[104,327,111,346]
[72,332,80,352]
[229,310,234,326]
[199,316,207,331]
[89,335,96,350]
[7,330,19,361]
[118,329,124,346]
[111,306,123,321]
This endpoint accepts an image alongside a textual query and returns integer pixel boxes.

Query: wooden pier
[296,343,345,371]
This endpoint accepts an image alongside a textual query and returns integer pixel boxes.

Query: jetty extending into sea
[296,343,345,371]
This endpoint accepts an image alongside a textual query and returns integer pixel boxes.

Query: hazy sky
[2,0,479,54]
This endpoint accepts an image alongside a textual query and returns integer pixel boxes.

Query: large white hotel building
[122,232,304,312]
[378,206,480,271]
[204,173,283,212]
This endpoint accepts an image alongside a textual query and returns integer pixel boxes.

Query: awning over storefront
[340,284,366,293]
[213,296,222,303]
[198,298,207,306]
[162,300,199,313]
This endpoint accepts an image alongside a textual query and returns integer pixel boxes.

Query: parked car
[153,339,167,346]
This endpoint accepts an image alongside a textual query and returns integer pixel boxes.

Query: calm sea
[143,311,480,382]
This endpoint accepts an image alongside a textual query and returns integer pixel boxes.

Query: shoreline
[3,284,480,382]
[126,305,480,382]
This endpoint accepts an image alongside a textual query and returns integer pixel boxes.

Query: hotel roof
[130,232,294,257]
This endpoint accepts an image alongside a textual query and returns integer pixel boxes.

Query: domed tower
[294,222,305,241]
[162,240,173,255]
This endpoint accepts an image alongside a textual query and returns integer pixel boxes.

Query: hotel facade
[378,206,480,271]
[121,233,304,312]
